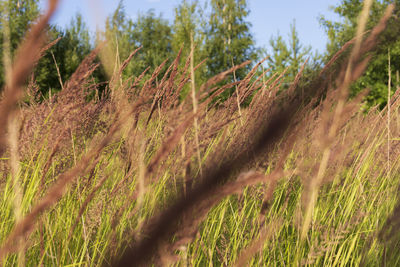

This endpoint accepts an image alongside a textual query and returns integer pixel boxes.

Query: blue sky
[39,0,343,54]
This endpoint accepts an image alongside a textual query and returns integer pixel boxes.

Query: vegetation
[1,0,400,266]
[265,21,320,89]
[320,0,400,108]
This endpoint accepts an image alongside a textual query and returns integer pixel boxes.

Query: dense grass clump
[1,1,400,266]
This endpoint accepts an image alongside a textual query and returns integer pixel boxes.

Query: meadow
[1,1,400,266]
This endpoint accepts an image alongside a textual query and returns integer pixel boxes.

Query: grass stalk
[190,32,202,176]
[387,48,391,179]
[0,1,399,266]
[301,0,374,241]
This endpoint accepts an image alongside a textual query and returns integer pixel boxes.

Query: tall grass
[1,1,400,266]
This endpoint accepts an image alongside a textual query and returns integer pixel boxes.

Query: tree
[0,0,40,88]
[103,1,134,78]
[172,0,202,56]
[267,33,290,76]
[172,0,207,88]
[265,21,315,89]
[105,2,173,80]
[60,13,92,78]
[287,21,312,79]
[0,1,94,97]
[34,13,93,96]
[131,9,173,76]
[205,0,258,81]
[320,0,400,108]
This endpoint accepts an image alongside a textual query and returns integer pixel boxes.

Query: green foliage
[172,0,202,56]
[102,1,133,77]
[35,14,93,96]
[0,1,94,96]
[287,21,312,79]
[31,26,61,96]
[0,0,40,88]
[131,10,173,76]
[2,104,400,266]
[265,21,318,89]
[320,0,400,108]
[268,33,290,75]
[172,0,207,88]
[205,0,258,81]
[105,2,173,81]
[0,0,40,53]
[60,13,92,78]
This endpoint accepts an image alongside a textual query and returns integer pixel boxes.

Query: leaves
[321,0,400,108]
[205,0,258,81]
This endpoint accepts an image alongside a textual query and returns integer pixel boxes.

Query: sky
[39,0,343,54]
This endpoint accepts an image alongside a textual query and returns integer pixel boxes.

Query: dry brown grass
[1,1,400,266]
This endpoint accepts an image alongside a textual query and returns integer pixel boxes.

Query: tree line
[1,0,399,107]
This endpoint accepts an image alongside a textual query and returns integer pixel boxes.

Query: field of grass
[1,1,400,266]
